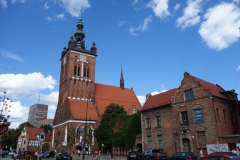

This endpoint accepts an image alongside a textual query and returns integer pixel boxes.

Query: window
[87,68,89,78]
[146,118,151,129]
[181,111,189,124]
[197,131,206,148]
[147,136,152,149]
[185,89,194,101]
[230,111,234,124]
[216,108,220,121]
[74,79,76,84]
[84,67,86,77]
[88,128,93,141]
[78,66,80,76]
[74,66,77,75]
[156,116,161,127]
[157,135,163,148]
[194,109,203,123]
[223,110,227,123]
[24,141,26,145]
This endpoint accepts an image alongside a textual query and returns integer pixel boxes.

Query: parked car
[42,151,55,158]
[8,151,16,156]
[210,152,238,156]
[201,154,240,160]
[142,149,168,160]
[128,151,141,160]
[23,151,35,156]
[56,153,72,160]
[168,152,197,160]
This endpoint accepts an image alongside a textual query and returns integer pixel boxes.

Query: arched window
[76,125,84,140]
[84,67,86,77]
[74,66,77,75]
[78,66,80,76]
[87,68,89,78]
[183,138,191,152]
[64,125,68,142]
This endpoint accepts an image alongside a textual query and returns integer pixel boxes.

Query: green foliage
[54,127,61,149]
[40,124,52,133]
[66,123,75,153]
[94,103,127,148]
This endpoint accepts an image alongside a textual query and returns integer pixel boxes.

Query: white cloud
[174,3,181,11]
[47,113,55,119]
[237,66,240,70]
[46,16,52,21]
[147,0,170,19]
[198,2,240,51]
[137,96,145,104]
[0,49,24,62]
[58,0,91,17]
[129,15,153,36]
[177,0,202,29]
[151,90,168,95]
[44,2,49,10]
[11,0,25,4]
[233,0,240,4]
[56,14,65,19]
[0,0,7,8]
[132,0,138,5]
[0,72,57,99]
[118,21,125,26]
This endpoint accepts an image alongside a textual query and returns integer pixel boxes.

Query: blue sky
[0,0,240,128]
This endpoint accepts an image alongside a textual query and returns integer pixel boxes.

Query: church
[52,16,141,153]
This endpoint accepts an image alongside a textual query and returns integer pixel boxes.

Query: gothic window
[87,68,89,78]
[78,66,80,76]
[223,110,227,123]
[157,135,163,148]
[74,79,76,84]
[146,118,151,129]
[194,109,203,123]
[74,66,77,75]
[184,89,194,101]
[230,111,234,124]
[84,67,86,77]
[156,116,161,127]
[147,136,152,149]
[76,126,84,140]
[181,111,189,124]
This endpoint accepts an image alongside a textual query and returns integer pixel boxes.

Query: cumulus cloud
[0,0,7,8]
[174,3,181,11]
[233,0,240,4]
[0,49,24,62]
[58,0,91,17]
[237,65,240,70]
[44,2,49,10]
[56,14,65,19]
[46,16,52,21]
[147,0,170,19]
[129,15,153,36]
[118,20,125,26]
[0,72,57,99]
[11,0,25,4]
[151,90,168,95]
[137,96,145,104]
[198,2,240,51]
[177,0,202,29]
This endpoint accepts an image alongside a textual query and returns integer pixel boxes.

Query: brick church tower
[58,16,97,107]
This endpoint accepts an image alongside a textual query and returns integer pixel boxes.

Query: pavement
[0,155,127,160]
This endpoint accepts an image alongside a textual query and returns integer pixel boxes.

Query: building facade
[28,104,48,124]
[32,119,53,128]
[52,16,141,153]
[141,72,240,156]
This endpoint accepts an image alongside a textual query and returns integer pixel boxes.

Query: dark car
[169,152,198,160]
[201,154,240,160]
[128,151,141,160]
[141,149,167,160]
[42,151,55,158]
[56,153,72,160]
[24,151,35,156]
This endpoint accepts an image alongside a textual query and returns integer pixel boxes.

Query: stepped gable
[94,83,141,114]
[190,75,228,100]
[26,127,43,139]
[142,88,177,111]
[69,100,99,120]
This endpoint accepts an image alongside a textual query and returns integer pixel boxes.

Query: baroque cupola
[74,17,85,49]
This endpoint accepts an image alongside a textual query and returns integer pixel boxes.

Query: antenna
[38,95,40,104]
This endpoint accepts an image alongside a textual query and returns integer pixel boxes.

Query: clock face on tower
[80,55,87,62]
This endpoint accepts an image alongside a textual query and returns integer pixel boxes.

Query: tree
[66,123,75,153]
[54,127,62,151]
[40,124,52,133]
[94,103,127,148]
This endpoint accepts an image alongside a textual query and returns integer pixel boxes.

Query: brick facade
[141,72,240,156]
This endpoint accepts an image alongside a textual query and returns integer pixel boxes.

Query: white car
[8,151,16,156]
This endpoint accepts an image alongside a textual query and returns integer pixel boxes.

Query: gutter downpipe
[211,96,220,143]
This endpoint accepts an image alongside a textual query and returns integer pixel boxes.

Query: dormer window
[185,89,194,101]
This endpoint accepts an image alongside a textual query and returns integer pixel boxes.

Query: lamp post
[83,91,95,160]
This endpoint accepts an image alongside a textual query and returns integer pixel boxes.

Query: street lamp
[83,91,95,160]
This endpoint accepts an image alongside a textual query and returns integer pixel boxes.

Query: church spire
[120,64,124,90]
[74,8,85,49]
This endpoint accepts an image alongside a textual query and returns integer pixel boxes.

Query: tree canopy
[40,124,52,133]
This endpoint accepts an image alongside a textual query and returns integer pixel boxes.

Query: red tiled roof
[69,100,99,120]
[95,83,141,114]
[142,88,177,111]
[191,76,227,99]
[26,127,43,140]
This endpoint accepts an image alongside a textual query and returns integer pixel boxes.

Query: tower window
[84,67,86,77]
[78,66,80,76]
[74,79,76,84]
[87,68,89,78]
[74,66,77,75]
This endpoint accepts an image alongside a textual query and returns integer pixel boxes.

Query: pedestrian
[107,150,110,160]
[129,148,132,153]
[78,150,80,157]
[99,150,101,158]
[199,148,204,160]
[14,152,17,160]
[232,148,237,155]
[35,151,38,160]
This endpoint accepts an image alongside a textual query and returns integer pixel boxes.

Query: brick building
[52,16,141,153]
[141,72,240,156]
[32,119,53,128]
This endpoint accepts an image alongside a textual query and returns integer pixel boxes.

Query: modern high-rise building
[28,104,48,124]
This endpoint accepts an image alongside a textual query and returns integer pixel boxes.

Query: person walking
[199,148,204,160]
[35,151,38,160]
[13,152,17,160]
[232,148,237,155]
